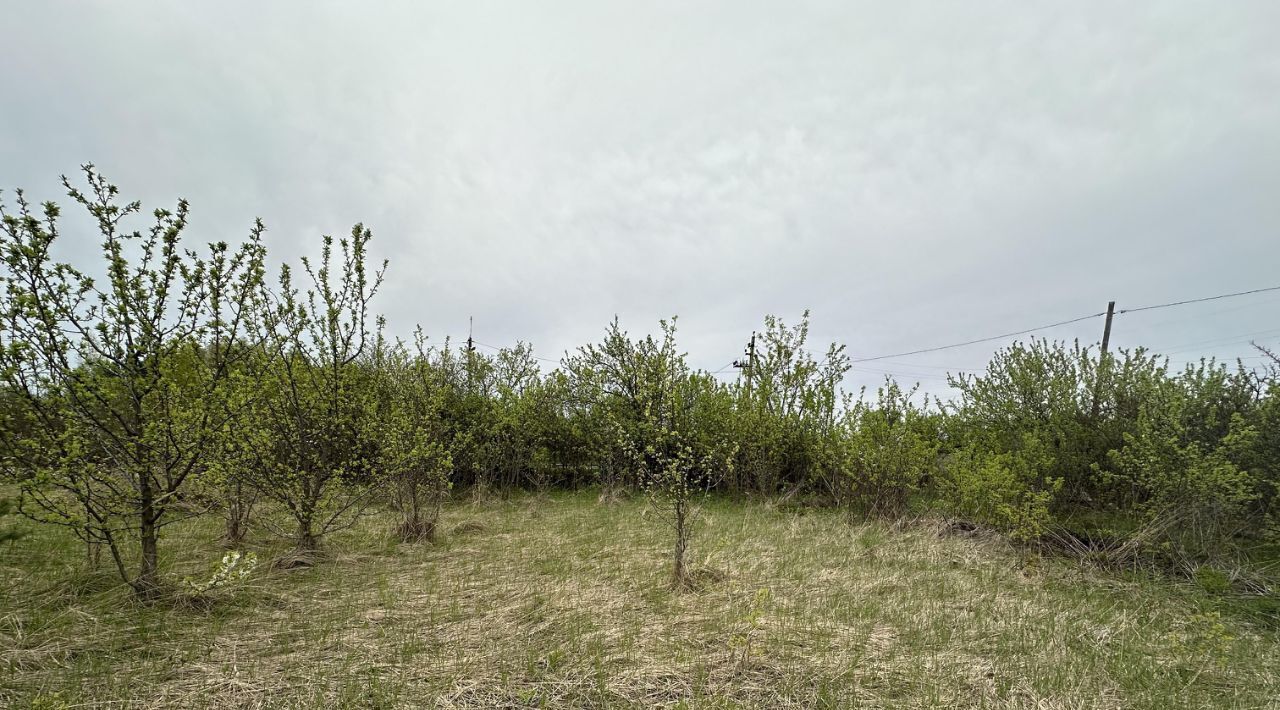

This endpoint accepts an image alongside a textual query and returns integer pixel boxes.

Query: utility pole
[466,316,475,388]
[1090,301,1116,419]
[1099,301,1115,357]
[733,331,757,397]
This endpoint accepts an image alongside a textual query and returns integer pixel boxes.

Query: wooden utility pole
[1099,301,1115,357]
[466,316,475,388]
[1090,301,1116,418]
[734,332,757,396]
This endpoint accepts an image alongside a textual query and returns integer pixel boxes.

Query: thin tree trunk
[224,480,253,546]
[673,499,688,587]
[136,506,160,597]
[397,479,433,541]
[296,518,320,551]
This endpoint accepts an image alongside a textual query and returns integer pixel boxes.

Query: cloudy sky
[3,1,1278,397]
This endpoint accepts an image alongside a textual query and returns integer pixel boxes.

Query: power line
[1125,293,1280,331]
[1118,285,1280,315]
[710,360,737,374]
[470,339,560,364]
[429,284,1280,377]
[1156,326,1280,356]
[846,284,1280,365]
[872,359,987,371]
[849,311,1106,363]
[849,365,953,382]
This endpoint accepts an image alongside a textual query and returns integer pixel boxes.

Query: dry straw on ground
[1,491,1277,708]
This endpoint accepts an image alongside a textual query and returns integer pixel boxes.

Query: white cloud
[3,0,1277,395]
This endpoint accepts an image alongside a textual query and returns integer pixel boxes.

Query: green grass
[2,490,1278,708]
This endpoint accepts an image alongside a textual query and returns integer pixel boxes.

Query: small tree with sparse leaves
[250,225,388,553]
[0,166,266,597]
[374,331,452,541]
[606,319,733,587]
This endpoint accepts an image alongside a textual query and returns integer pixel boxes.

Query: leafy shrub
[937,435,1061,541]
[840,379,939,515]
[727,312,849,495]
[1193,566,1232,594]
[1100,366,1263,558]
[374,334,453,541]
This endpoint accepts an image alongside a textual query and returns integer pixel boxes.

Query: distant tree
[732,311,848,495]
[564,317,680,494]
[577,318,734,587]
[0,166,266,596]
[841,379,939,516]
[250,225,387,553]
[374,332,452,541]
[199,355,269,546]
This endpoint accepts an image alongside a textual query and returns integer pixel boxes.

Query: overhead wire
[847,311,1106,363]
[845,283,1280,364]
[1118,285,1280,315]
[429,284,1280,378]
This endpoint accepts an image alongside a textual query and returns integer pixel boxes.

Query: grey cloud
[3,0,1277,397]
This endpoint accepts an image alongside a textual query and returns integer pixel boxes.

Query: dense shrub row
[2,170,1277,594]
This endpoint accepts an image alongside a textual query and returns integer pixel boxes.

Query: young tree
[431,339,501,494]
[201,363,268,547]
[0,167,266,596]
[251,225,387,553]
[729,311,849,495]
[586,319,733,587]
[488,343,571,491]
[841,379,940,515]
[375,333,452,541]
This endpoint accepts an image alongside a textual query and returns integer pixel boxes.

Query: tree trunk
[396,480,435,542]
[296,520,320,552]
[135,502,161,598]
[225,513,247,547]
[672,499,688,587]
[223,480,253,547]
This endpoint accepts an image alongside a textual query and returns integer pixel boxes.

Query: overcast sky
[3,1,1278,398]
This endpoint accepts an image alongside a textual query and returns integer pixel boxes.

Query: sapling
[0,167,266,596]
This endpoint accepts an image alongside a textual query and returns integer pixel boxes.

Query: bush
[1100,365,1263,558]
[840,379,939,515]
[937,435,1061,541]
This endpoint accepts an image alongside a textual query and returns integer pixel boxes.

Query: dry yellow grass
[2,490,1278,708]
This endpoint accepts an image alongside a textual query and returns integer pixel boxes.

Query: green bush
[840,379,939,515]
[937,435,1061,541]
[1100,362,1265,557]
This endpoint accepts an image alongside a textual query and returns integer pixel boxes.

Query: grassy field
[2,490,1278,709]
